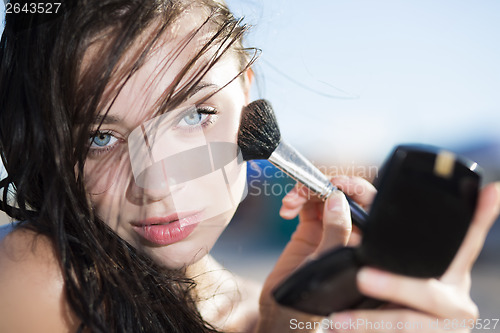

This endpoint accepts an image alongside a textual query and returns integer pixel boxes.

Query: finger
[346,225,362,247]
[279,195,317,220]
[280,191,307,218]
[356,267,479,321]
[331,175,377,209]
[279,183,315,220]
[282,183,310,207]
[280,176,376,219]
[329,310,449,333]
[312,191,352,257]
[443,182,500,281]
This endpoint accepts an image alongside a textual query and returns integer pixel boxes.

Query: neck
[186,254,235,300]
[186,254,242,329]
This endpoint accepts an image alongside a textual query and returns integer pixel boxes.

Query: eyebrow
[93,82,219,125]
[186,82,219,99]
[93,114,121,125]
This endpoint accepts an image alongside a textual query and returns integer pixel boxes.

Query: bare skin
[0,228,80,332]
[257,177,500,333]
[0,177,498,332]
[1,8,499,332]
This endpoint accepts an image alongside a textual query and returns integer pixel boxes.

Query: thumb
[312,190,352,258]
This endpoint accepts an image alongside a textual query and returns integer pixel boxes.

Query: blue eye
[182,111,204,126]
[176,107,217,129]
[90,131,117,147]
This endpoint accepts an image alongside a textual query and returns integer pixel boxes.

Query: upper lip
[131,211,201,227]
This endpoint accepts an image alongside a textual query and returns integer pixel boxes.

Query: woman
[0,0,498,332]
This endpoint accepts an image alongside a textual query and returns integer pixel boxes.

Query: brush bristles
[238,99,281,161]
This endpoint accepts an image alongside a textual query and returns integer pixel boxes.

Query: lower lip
[132,214,201,246]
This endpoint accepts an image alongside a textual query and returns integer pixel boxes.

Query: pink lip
[131,211,202,246]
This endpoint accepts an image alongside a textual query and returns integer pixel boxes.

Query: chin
[146,242,212,269]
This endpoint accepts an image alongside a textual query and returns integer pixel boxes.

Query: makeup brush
[238,99,368,230]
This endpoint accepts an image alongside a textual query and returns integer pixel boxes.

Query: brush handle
[344,196,368,231]
[269,141,367,230]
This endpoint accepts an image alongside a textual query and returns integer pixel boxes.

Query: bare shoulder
[0,227,80,332]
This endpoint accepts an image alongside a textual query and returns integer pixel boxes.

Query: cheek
[89,194,112,220]
[203,82,247,143]
[88,189,126,229]
[168,160,246,221]
[84,151,134,215]
[226,159,247,204]
[203,107,241,144]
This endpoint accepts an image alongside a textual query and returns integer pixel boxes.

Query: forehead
[90,8,240,125]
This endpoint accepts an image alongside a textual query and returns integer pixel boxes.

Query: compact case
[272,144,481,316]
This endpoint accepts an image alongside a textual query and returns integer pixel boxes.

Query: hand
[256,176,376,332]
[328,182,500,333]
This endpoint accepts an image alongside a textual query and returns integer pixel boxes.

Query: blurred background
[213,0,500,328]
[1,0,499,329]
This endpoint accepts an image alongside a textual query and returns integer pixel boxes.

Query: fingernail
[495,182,500,208]
[357,267,389,290]
[329,312,352,332]
[328,190,347,212]
[495,182,500,191]
[282,194,294,203]
[279,206,294,219]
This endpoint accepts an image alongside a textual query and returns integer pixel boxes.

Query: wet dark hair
[0,0,257,331]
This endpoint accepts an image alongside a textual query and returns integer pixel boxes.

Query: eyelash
[88,130,122,157]
[87,106,219,157]
[175,106,219,133]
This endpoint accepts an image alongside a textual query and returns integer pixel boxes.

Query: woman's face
[83,15,250,268]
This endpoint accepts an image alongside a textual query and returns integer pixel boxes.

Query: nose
[126,160,172,204]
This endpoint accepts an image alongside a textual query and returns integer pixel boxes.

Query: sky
[1,0,499,166]
[226,0,500,165]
